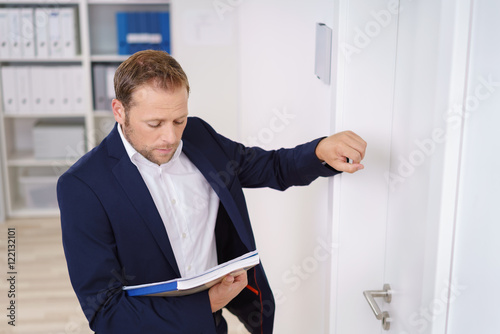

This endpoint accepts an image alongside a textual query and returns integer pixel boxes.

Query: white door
[234,0,495,333]
[328,0,476,333]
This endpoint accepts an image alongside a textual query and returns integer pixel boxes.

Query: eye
[147,122,161,128]
[174,119,186,125]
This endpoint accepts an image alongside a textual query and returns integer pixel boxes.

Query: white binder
[60,7,77,58]
[35,8,49,58]
[15,66,33,114]
[105,65,117,111]
[20,8,36,59]
[58,66,73,112]
[46,67,60,112]
[7,9,22,59]
[92,64,106,111]
[71,66,85,112]
[1,67,18,114]
[31,66,48,113]
[48,8,62,58]
[0,9,10,58]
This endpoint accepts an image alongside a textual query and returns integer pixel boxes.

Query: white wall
[170,0,239,139]
[237,1,335,333]
[172,1,337,332]
[447,1,500,332]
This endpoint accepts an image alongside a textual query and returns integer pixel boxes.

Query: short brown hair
[114,50,190,110]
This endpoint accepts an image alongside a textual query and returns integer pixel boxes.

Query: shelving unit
[0,0,171,218]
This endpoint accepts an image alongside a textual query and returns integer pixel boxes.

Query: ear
[112,99,126,125]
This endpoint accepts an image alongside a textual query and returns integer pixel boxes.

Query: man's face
[113,84,189,165]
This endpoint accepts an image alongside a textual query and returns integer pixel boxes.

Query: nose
[160,124,177,145]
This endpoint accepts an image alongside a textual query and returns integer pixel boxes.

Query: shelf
[0,57,83,64]
[91,54,129,62]
[3,113,86,119]
[0,0,171,219]
[0,0,78,4]
[7,151,78,167]
[88,0,169,4]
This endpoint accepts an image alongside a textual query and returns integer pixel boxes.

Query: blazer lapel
[107,125,181,277]
[182,140,254,251]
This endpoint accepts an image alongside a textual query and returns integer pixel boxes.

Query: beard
[123,114,177,166]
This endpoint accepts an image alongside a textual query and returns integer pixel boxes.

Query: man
[58,50,366,334]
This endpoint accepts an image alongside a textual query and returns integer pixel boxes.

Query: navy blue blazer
[57,117,338,333]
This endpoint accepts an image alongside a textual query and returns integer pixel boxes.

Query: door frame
[431,0,474,333]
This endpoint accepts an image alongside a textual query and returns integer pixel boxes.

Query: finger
[334,161,364,174]
[232,271,248,285]
[340,145,363,165]
[342,131,367,160]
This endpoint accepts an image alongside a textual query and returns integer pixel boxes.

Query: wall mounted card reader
[315,23,333,85]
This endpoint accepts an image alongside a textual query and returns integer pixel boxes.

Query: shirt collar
[117,122,137,161]
[117,123,184,168]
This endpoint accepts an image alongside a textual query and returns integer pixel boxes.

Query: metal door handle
[363,284,392,330]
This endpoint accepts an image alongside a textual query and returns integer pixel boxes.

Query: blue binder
[116,12,129,55]
[128,12,141,54]
[159,12,170,54]
[137,12,148,52]
[149,12,160,51]
[116,11,171,55]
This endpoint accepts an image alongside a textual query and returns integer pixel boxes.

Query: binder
[149,12,159,50]
[58,66,73,112]
[35,8,50,58]
[137,12,148,51]
[71,66,85,112]
[1,67,18,114]
[127,12,139,54]
[116,12,129,55]
[7,9,22,58]
[60,7,77,58]
[92,64,106,111]
[105,65,117,111]
[46,67,60,111]
[31,66,48,113]
[48,8,62,58]
[116,11,170,55]
[124,251,259,297]
[0,9,11,58]
[15,66,33,114]
[159,12,170,54]
[20,8,35,59]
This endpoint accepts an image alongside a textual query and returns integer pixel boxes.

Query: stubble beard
[123,114,167,166]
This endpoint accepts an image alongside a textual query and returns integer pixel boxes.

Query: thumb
[221,275,234,286]
[333,159,364,174]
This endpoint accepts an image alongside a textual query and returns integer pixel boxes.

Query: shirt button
[182,232,187,239]
[187,265,192,271]
[171,199,176,205]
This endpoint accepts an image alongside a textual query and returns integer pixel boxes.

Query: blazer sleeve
[196,118,339,190]
[57,173,217,334]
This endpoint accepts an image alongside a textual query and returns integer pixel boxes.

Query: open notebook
[123,250,259,297]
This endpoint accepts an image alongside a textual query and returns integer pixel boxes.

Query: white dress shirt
[118,124,220,278]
